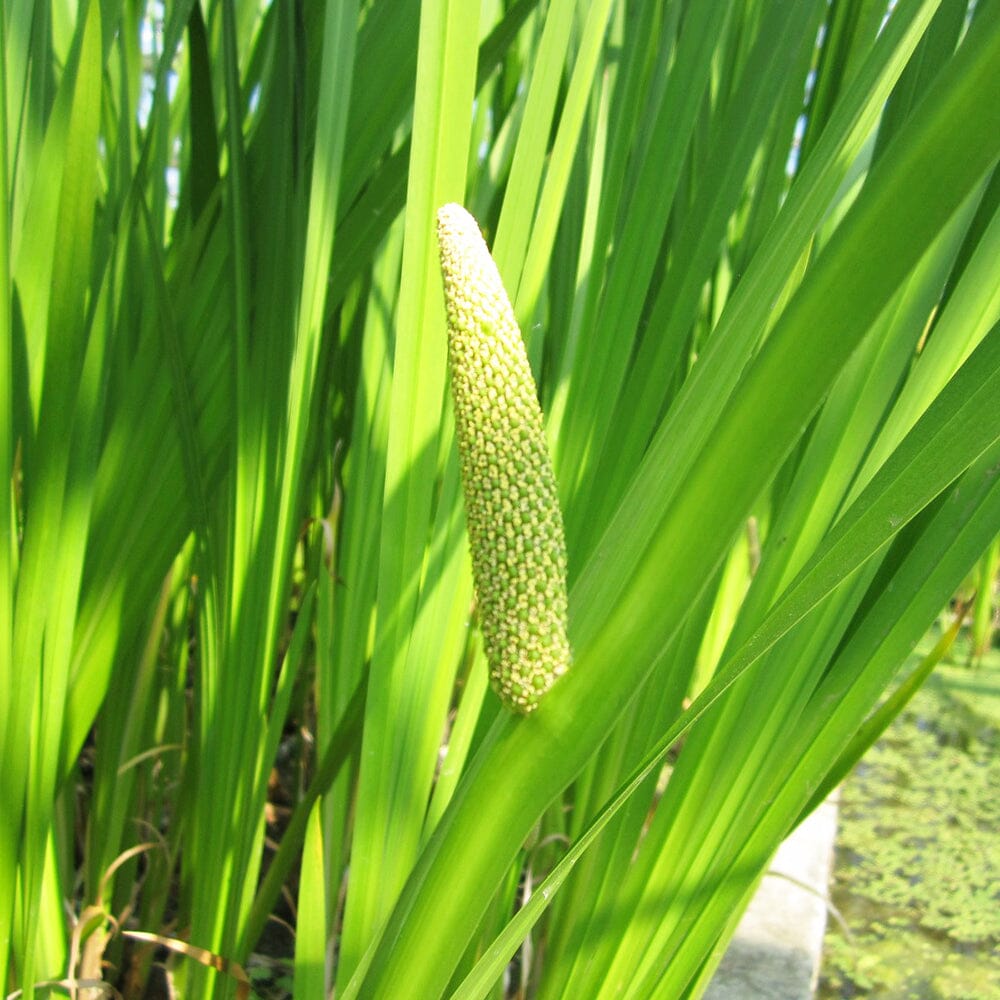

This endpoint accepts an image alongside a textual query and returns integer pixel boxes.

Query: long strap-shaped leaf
[335,0,480,982]
[0,4,15,989]
[3,2,104,988]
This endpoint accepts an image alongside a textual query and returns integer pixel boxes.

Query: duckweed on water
[819,648,1000,999]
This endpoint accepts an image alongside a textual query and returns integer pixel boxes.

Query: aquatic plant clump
[436,203,571,713]
[820,658,1000,998]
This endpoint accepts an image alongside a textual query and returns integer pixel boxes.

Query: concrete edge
[704,793,840,1000]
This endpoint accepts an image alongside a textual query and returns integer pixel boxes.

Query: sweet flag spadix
[436,204,572,713]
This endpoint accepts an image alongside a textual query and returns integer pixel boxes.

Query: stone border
[705,794,839,1000]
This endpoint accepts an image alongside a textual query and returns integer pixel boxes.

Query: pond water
[818,639,1000,999]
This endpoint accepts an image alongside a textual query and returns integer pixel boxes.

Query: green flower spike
[436,203,572,714]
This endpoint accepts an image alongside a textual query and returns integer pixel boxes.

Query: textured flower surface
[436,203,571,713]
